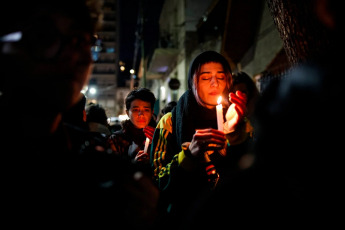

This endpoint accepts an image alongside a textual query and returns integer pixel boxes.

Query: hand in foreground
[134,150,149,163]
[224,90,247,133]
[188,128,226,158]
[143,126,155,143]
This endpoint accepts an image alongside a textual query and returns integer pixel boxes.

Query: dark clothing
[172,89,251,182]
[250,59,345,227]
[109,120,147,160]
[172,89,219,148]
[108,119,154,177]
[189,57,345,228]
[151,90,254,228]
[1,121,142,228]
[190,43,345,228]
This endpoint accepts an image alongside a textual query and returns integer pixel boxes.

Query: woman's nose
[210,76,219,87]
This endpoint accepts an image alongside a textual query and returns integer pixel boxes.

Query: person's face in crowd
[197,62,227,108]
[3,13,94,111]
[42,14,94,109]
[127,99,153,129]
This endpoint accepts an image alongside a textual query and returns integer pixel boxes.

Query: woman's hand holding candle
[224,91,247,134]
[188,129,227,159]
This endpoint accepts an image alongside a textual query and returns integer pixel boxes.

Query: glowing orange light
[217,96,222,104]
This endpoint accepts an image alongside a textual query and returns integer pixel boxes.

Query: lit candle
[216,96,224,131]
[144,137,150,153]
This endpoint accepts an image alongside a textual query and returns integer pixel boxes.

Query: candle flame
[217,96,222,104]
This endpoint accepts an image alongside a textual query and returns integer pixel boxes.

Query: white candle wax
[144,137,150,153]
[216,96,224,131]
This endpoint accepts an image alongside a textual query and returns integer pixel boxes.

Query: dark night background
[117,0,164,87]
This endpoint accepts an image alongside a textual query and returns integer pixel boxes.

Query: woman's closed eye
[200,74,225,81]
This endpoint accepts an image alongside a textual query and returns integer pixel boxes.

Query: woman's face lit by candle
[197,62,227,109]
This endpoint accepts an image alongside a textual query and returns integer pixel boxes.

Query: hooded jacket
[150,51,253,226]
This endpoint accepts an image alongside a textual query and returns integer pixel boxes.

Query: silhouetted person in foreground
[252,0,344,227]
[0,1,159,228]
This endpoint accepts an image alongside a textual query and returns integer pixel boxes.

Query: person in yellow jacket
[150,50,251,227]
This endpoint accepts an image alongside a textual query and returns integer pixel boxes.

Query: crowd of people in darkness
[1,0,342,228]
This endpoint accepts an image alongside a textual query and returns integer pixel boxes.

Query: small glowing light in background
[130,69,135,74]
[106,47,115,53]
[160,86,166,100]
[120,66,125,72]
[118,114,129,121]
[91,34,102,61]
[89,87,97,95]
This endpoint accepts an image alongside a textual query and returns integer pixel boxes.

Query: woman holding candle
[108,87,157,177]
[150,50,248,226]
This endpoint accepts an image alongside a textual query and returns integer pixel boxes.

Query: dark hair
[232,71,260,118]
[232,71,259,102]
[1,0,103,37]
[86,103,108,126]
[161,101,177,114]
[125,87,156,111]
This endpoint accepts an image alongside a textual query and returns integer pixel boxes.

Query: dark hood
[187,50,232,90]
